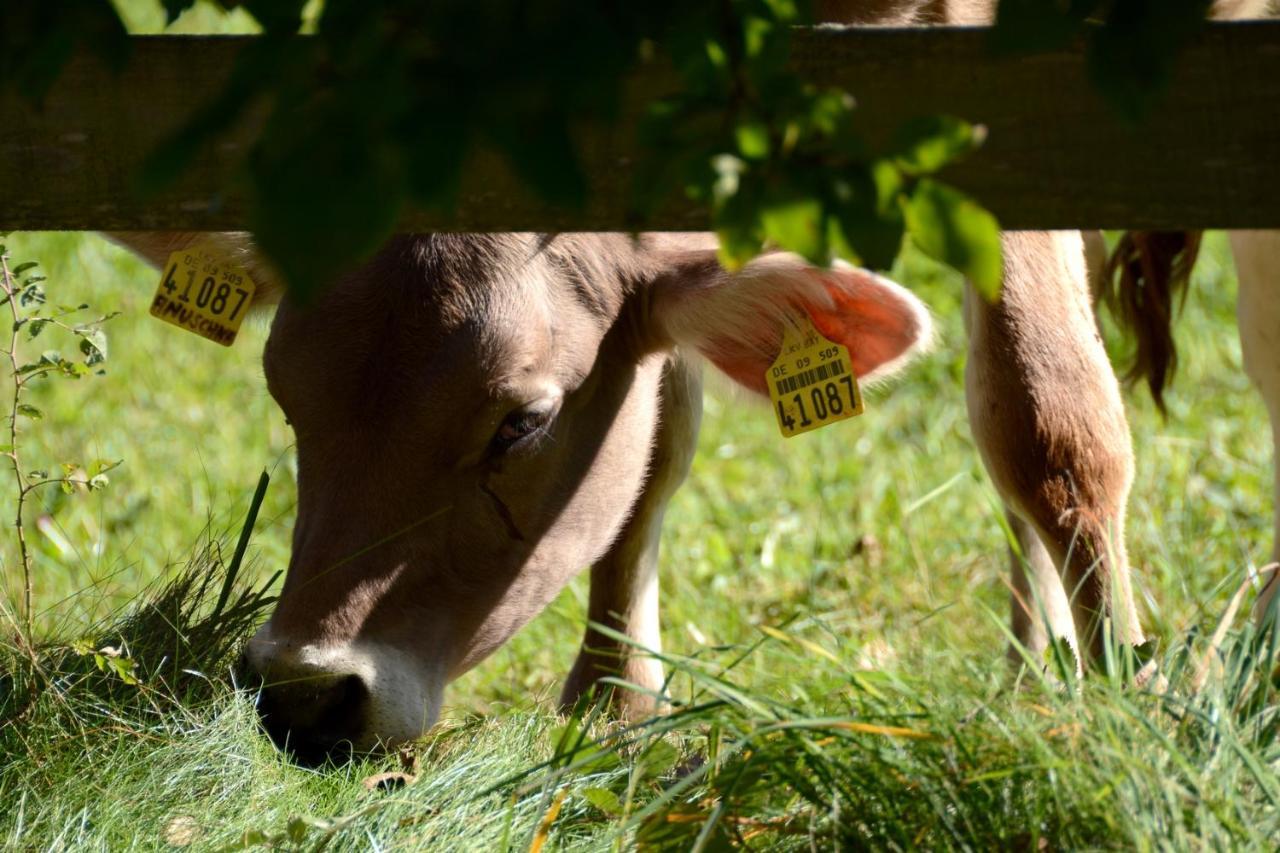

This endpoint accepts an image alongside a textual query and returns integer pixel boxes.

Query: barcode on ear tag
[766,313,864,438]
[150,243,257,346]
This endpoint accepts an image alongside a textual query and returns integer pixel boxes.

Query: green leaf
[1088,0,1214,120]
[19,284,46,307]
[17,404,43,421]
[108,656,139,685]
[88,474,110,491]
[79,331,107,366]
[26,318,48,339]
[637,738,681,780]
[243,0,310,34]
[10,261,38,276]
[488,115,586,209]
[904,179,1003,300]
[402,115,468,211]
[161,0,199,26]
[805,89,855,137]
[990,0,1098,55]
[27,469,48,480]
[710,155,764,270]
[715,222,764,271]
[90,459,122,477]
[285,817,311,844]
[734,119,771,159]
[891,115,986,176]
[760,193,827,265]
[829,162,905,270]
[581,787,623,816]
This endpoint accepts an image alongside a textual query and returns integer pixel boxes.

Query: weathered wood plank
[2,23,1279,232]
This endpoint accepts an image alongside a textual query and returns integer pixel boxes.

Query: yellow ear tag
[767,313,864,438]
[150,243,257,346]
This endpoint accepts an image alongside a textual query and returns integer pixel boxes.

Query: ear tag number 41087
[767,313,864,438]
[150,243,257,346]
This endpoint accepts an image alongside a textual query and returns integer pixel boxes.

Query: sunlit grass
[1,227,1276,848]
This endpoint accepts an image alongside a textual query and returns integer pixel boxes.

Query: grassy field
[2,6,1278,848]
[2,224,1277,849]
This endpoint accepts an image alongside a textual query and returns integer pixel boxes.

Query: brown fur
[966,232,1142,658]
[1101,230,1203,413]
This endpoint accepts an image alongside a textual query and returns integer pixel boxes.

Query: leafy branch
[1,237,119,648]
[638,1,1000,295]
[1,0,1225,298]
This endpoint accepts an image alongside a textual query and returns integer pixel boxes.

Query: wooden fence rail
[3,22,1279,232]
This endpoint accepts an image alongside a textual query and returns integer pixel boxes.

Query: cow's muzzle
[252,670,371,766]
[241,624,444,763]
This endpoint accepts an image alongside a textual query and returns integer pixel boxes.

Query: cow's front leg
[560,356,702,718]
[1232,230,1280,624]
[1005,509,1078,665]
[967,231,1144,667]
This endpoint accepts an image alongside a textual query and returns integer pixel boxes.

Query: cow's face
[243,233,930,762]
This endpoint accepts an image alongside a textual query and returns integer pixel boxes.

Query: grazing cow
[114,231,931,762]
[109,0,1279,762]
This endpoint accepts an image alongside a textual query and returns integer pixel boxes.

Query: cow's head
[114,232,929,762]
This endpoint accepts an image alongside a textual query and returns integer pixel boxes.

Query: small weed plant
[1,237,120,651]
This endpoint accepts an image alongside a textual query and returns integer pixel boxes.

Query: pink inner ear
[704,267,927,397]
[808,271,927,381]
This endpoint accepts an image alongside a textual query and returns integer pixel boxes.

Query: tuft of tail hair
[1101,230,1204,414]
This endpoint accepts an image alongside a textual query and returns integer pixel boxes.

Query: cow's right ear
[105,232,285,309]
[645,245,932,396]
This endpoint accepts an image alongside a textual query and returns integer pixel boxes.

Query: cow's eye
[491,400,558,452]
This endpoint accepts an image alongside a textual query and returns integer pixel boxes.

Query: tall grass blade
[214,470,269,619]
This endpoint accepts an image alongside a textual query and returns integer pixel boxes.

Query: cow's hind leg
[967,232,1144,667]
[560,356,702,718]
[1232,230,1280,624]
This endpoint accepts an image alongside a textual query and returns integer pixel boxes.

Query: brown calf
[113,232,932,762]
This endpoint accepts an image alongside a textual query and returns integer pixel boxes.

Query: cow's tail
[1100,230,1204,414]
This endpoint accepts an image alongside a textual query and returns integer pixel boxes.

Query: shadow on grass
[0,472,275,739]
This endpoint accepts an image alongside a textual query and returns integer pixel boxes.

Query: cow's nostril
[233,650,253,685]
[255,673,370,766]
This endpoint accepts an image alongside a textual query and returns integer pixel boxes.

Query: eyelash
[490,408,554,453]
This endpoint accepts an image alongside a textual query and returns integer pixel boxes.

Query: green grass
[1,227,1276,849]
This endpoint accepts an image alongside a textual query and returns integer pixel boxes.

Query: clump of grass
[497,610,1280,850]
[0,474,274,726]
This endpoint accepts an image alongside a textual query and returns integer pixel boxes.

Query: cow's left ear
[104,231,286,309]
[647,250,932,395]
